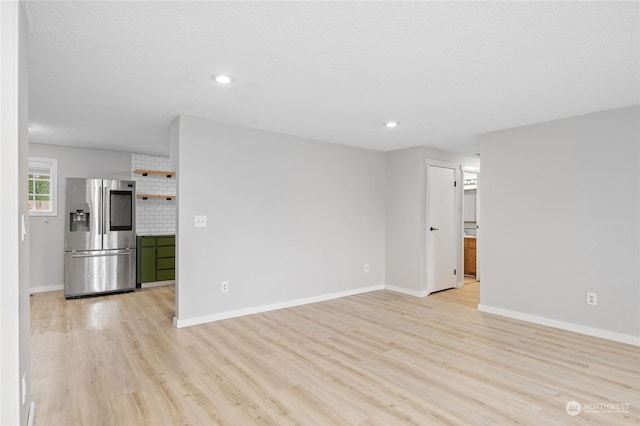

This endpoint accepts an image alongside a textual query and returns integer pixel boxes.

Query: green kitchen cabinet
[138,246,157,283]
[137,235,175,285]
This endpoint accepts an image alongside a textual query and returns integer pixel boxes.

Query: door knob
[430,227,439,231]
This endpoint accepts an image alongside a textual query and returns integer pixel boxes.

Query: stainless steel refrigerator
[64,178,136,298]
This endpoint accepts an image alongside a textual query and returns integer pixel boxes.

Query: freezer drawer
[65,249,136,298]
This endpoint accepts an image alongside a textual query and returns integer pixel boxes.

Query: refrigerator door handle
[100,184,104,236]
[71,251,131,258]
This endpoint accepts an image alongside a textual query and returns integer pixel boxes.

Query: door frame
[461,165,481,282]
[425,159,462,294]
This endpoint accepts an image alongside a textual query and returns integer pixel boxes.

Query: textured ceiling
[25,1,639,156]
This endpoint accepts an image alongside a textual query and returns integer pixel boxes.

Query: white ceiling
[25,1,639,157]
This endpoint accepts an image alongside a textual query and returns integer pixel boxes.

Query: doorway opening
[462,168,480,289]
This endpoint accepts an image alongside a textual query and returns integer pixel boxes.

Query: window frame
[28,157,58,216]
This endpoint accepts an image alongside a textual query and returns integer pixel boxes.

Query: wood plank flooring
[431,281,480,308]
[31,285,639,425]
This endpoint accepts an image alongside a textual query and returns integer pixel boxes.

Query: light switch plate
[194,215,207,228]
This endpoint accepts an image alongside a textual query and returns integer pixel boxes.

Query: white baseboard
[174,284,385,328]
[141,280,175,289]
[478,304,640,347]
[384,284,429,297]
[30,284,64,294]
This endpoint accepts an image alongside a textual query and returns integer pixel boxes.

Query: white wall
[385,146,479,295]
[479,106,640,342]
[385,147,427,295]
[0,2,31,424]
[174,116,386,325]
[28,144,131,291]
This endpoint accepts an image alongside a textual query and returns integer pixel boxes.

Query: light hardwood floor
[463,276,478,285]
[31,285,639,425]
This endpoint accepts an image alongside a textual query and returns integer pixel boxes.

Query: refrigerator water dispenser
[69,204,90,232]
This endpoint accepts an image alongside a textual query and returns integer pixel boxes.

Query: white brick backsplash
[131,154,176,235]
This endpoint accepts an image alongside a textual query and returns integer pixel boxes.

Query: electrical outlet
[364,264,370,273]
[586,292,597,306]
[194,215,207,228]
[221,281,229,293]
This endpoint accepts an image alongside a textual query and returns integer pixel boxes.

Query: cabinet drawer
[140,237,156,247]
[157,257,175,270]
[157,246,175,258]
[157,236,175,246]
[156,269,175,281]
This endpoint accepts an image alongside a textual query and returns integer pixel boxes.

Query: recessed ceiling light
[385,121,398,128]
[213,74,233,84]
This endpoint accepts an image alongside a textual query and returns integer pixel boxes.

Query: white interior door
[427,165,456,293]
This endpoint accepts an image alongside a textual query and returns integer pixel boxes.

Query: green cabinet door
[140,246,157,283]
[138,236,158,284]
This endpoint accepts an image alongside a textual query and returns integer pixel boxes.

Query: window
[28,157,57,216]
